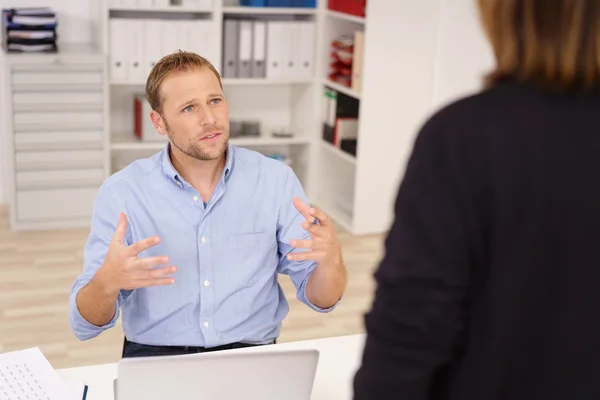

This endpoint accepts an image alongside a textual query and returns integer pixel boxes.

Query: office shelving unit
[94,0,383,234]
[1,43,109,231]
[93,0,413,236]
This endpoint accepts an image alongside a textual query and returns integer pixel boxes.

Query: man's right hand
[95,212,177,296]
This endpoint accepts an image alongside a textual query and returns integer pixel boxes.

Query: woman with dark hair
[353,1,600,399]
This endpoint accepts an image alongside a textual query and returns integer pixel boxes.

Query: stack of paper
[1,7,58,53]
[0,347,88,400]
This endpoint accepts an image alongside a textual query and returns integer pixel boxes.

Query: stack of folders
[109,19,218,84]
[222,19,315,80]
[1,7,58,53]
[322,87,359,156]
[240,0,316,7]
[328,31,364,92]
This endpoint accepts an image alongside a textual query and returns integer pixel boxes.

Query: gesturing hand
[96,213,177,296]
[287,197,343,266]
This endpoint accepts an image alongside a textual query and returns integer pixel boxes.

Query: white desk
[56,333,366,400]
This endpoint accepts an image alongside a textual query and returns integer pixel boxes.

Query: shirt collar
[161,141,234,186]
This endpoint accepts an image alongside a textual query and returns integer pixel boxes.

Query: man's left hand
[287,197,343,266]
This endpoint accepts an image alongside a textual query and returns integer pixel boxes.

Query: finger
[287,250,325,261]
[135,277,176,288]
[292,197,312,220]
[302,220,321,234]
[134,256,171,270]
[290,239,313,249]
[142,265,177,279]
[127,236,161,256]
[308,207,329,225]
[112,213,128,245]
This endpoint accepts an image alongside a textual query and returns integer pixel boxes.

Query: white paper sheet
[0,347,72,400]
[64,379,88,400]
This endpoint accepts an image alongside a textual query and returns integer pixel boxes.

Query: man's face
[152,66,229,161]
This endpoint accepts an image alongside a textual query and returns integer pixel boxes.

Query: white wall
[0,0,94,205]
[430,0,494,111]
[353,0,443,234]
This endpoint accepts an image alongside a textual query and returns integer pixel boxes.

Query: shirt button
[193,195,199,201]
[201,237,207,243]
[204,280,210,287]
[203,321,209,328]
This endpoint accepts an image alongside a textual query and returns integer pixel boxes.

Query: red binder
[328,0,366,17]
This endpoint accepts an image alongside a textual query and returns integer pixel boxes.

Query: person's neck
[169,144,227,203]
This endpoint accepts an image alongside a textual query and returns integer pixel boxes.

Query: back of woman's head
[478,0,600,92]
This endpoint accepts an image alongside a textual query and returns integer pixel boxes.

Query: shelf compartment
[326,9,365,24]
[316,142,356,233]
[323,79,360,99]
[320,140,356,165]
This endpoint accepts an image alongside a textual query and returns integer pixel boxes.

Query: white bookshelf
[314,1,443,236]
[96,0,375,234]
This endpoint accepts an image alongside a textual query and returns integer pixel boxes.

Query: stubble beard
[164,118,228,162]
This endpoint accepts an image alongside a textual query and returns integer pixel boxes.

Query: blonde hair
[145,50,223,113]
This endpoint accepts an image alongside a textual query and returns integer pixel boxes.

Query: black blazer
[353,78,600,400]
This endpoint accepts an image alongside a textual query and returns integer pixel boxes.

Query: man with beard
[69,50,347,358]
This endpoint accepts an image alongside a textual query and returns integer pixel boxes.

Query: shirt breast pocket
[229,231,275,249]
[220,232,278,288]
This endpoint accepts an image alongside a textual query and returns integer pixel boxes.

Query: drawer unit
[12,70,102,86]
[4,48,109,230]
[15,150,105,171]
[16,168,105,190]
[14,130,104,152]
[11,62,104,93]
[16,187,99,222]
[13,111,104,131]
[13,92,104,112]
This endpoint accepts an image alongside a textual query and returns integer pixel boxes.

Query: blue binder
[240,0,267,6]
[266,0,292,6]
[292,0,317,6]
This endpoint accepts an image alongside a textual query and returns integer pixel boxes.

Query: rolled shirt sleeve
[69,183,127,340]
[276,166,341,313]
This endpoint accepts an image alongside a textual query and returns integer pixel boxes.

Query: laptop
[114,348,319,400]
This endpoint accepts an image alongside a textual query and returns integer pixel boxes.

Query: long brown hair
[477,0,600,92]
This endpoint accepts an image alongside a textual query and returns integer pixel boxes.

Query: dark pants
[122,337,277,358]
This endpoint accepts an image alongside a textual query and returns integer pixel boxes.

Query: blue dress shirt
[69,142,337,347]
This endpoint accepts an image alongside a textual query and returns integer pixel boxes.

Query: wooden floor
[0,205,385,369]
